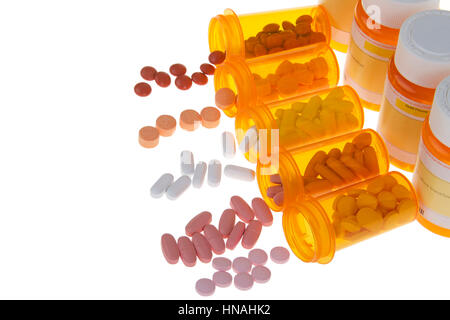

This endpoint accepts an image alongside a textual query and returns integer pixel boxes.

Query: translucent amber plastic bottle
[256,129,390,212]
[209,6,331,59]
[378,10,450,172]
[318,0,358,53]
[283,172,418,264]
[215,43,339,117]
[413,76,450,237]
[235,86,364,162]
[344,0,439,111]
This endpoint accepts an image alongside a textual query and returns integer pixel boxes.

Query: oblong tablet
[192,162,207,188]
[150,173,174,198]
[234,273,254,291]
[185,211,212,236]
[177,236,196,267]
[232,257,252,273]
[270,174,282,185]
[239,126,258,153]
[267,185,283,198]
[224,165,255,182]
[251,198,273,227]
[226,222,246,250]
[219,209,236,238]
[248,249,268,266]
[203,225,225,255]
[273,192,284,206]
[161,233,179,264]
[212,257,232,271]
[208,160,222,187]
[270,246,290,264]
[241,220,262,250]
[222,132,236,158]
[213,271,232,288]
[166,176,191,200]
[195,278,215,296]
[192,233,212,263]
[251,265,271,284]
[230,196,255,223]
[180,151,195,175]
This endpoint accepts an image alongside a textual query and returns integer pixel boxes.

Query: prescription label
[351,20,395,62]
[413,140,450,229]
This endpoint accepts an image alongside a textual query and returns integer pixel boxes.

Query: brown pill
[192,72,208,85]
[295,23,311,35]
[209,50,226,65]
[134,82,152,97]
[314,163,345,186]
[140,66,157,81]
[200,63,216,75]
[340,155,371,179]
[282,21,296,31]
[310,32,326,43]
[169,63,187,76]
[326,157,357,182]
[175,75,192,90]
[180,109,202,131]
[139,126,159,148]
[304,151,327,178]
[263,23,280,33]
[200,107,221,129]
[156,115,177,137]
[254,43,268,56]
[296,15,313,24]
[215,88,236,110]
[265,34,284,49]
[305,179,333,194]
[155,72,171,88]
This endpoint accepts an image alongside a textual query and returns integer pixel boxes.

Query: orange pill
[139,126,159,148]
[265,34,284,49]
[296,15,313,24]
[192,72,208,85]
[200,63,215,76]
[277,74,298,95]
[352,132,372,149]
[209,50,226,65]
[156,115,177,137]
[169,63,187,77]
[304,150,327,177]
[155,72,171,88]
[263,23,280,33]
[180,109,201,132]
[326,157,357,183]
[305,179,333,194]
[342,143,355,156]
[282,21,296,31]
[295,23,311,36]
[134,82,152,97]
[175,75,192,90]
[362,146,380,175]
[200,107,221,129]
[310,32,326,43]
[140,66,157,81]
[328,148,342,159]
[314,164,344,186]
[340,155,371,179]
[215,88,236,110]
[254,43,268,57]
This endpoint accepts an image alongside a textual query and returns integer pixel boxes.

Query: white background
[0,0,449,300]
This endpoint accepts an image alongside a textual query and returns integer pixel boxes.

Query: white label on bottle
[331,26,350,46]
[351,20,395,62]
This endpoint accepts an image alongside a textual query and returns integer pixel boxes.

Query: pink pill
[192,233,212,263]
[212,257,232,271]
[203,225,226,255]
[195,278,215,296]
[161,233,180,264]
[177,236,197,267]
[270,246,290,264]
[251,198,273,227]
[267,185,283,198]
[185,211,212,236]
[219,209,236,238]
[232,257,252,273]
[241,220,262,250]
[234,273,254,291]
[270,174,282,184]
[251,265,271,284]
[213,271,232,288]
[226,222,246,250]
[273,192,284,207]
[230,196,255,223]
[248,249,268,266]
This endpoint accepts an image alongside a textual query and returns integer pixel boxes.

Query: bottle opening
[208,9,245,57]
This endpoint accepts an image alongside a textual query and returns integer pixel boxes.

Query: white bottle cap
[395,10,450,89]
[362,0,439,29]
[429,76,450,147]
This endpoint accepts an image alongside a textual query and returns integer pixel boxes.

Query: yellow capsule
[319,109,337,135]
[302,95,322,120]
[356,207,383,232]
[325,87,345,101]
[356,193,378,210]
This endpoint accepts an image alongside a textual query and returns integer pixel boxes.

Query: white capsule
[224,165,255,182]
[222,132,236,159]
[208,160,222,187]
[239,126,258,153]
[192,162,207,188]
[180,151,195,175]
[166,176,191,200]
[150,173,174,198]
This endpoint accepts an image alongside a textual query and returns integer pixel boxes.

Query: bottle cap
[362,0,439,29]
[429,76,450,147]
[395,10,450,89]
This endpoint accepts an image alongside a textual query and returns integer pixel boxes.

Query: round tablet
[175,75,192,90]
[251,265,271,284]
[169,63,187,76]
[195,278,215,296]
[134,82,152,97]
[270,246,290,264]
[248,249,268,266]
[212,257,232,271]
[140,66,157,81]
[209,50,226,65]
[232,257,252,274]
[156,115,177,137]
[215,88,236,110]
[200,107,221,129]
[138,126,159,148]
[200,63,216,75]
[180,109,202,131]
[234,273,254,291]
[155,72,171,88]
[213,271,232,288]
[192,72,208,85]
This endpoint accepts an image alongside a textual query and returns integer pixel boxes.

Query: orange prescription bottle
[413,76,450,237]
[344,0,439,111]
[214,43,339,117]
[318,0,358,53]
[235,86,364,162]
[209,6,331,59]
[256,129,390,212]
[283,172,418,264]
[378,10,450,172]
